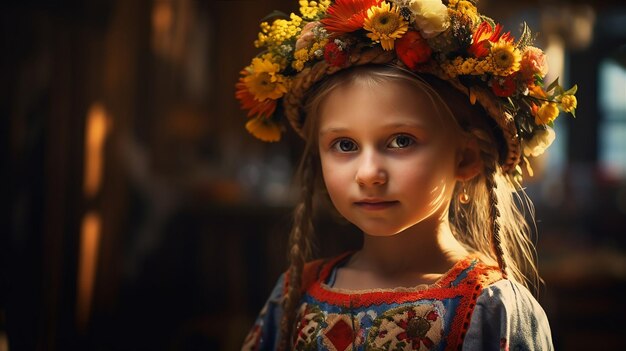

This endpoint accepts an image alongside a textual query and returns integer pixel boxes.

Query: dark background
[2,0,626,350]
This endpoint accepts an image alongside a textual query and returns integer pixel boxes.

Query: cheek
[320,157,351,204]
[395,153,456,198]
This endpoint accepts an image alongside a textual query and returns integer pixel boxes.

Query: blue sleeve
[241,273,285,351]
[462,279,553,351]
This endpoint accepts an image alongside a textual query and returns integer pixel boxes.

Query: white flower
[409,0,450,38]
[523,127,556,157]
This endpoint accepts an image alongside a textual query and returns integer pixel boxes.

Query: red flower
[321,0,381,35]
[235,72,277,119]
[491,74,517,97]
[395,30,432,70]
[324,42,349,67]
[468,22,513,58]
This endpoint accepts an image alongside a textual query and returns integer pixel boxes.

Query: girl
[236,1,577,350]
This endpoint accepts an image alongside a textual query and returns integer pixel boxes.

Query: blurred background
[1,0,625,350]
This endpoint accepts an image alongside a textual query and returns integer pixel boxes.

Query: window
[598,59,626,176]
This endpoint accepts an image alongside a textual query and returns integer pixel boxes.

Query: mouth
[353,199,399,210]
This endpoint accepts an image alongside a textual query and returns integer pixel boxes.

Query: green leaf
[516,22,533,49]
[254,50,270,58]
[545,77,560,92]
[564,84,578,96]
[547,92,558,100]
[552,86,572,100]
[571,109,577,118]
[261,10,289,22]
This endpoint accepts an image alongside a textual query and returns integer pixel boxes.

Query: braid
[472,129,509,279]
[278,153,316,350]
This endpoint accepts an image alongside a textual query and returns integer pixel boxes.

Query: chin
[354,223,406,237]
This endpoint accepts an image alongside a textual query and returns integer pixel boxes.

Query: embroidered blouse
[242,253,553,351]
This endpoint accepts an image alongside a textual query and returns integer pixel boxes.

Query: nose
[355,149,387,187]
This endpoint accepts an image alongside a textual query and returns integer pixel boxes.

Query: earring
[459,184,470,204]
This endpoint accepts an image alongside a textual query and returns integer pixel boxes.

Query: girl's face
[317,79,463,236]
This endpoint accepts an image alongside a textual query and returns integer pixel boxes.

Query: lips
[354,199,399,210]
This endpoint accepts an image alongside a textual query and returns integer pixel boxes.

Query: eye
[332,139,358,153]
[388,134,415,149]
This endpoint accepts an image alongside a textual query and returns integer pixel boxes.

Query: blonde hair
[278,64,540,349]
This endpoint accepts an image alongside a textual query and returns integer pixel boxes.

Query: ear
[455,137,483,181]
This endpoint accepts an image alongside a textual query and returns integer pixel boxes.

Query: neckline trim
[307,252,486,307]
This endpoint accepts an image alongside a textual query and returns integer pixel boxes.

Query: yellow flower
[473,59,492,75]
[460,58,477,75]
[294,48,310,61]
[254,13,303,51]
[291,37,329,71]
[561,94,577,113]
[292,60,305,71]
[455,0,479,24]
[309,38,329,58]
[245,116,282,142]
[535,102,559,125]
[364,2,408,50]
[243,57,289,101]
[488,39,521,76]
[260,52,287,70]
[299,0,331,20]
[441,62,458,78]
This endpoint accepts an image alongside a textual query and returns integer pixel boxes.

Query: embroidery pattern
[367,303,444,350]
[294,303,325,350]
[321,313,364,351]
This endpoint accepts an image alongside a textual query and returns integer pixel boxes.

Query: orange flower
[530,102,539,117]
[529,84,547,99]
[235,74,277,119]
[468,21,512,58]
[245,116,282,142]
[519,46,548,82]
[321,0,381,34]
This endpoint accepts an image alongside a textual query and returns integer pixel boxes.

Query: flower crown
[235,0,578,178]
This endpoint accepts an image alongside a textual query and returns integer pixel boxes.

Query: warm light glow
[152,0,173,35]
[544,34,565,86]
[0,329,8,351]
[84,103,110,198]
[151,0,187,61]
[76,211,101,330]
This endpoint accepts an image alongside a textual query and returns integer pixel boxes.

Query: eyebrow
[318,127,349,136]
[319,122,426,136]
